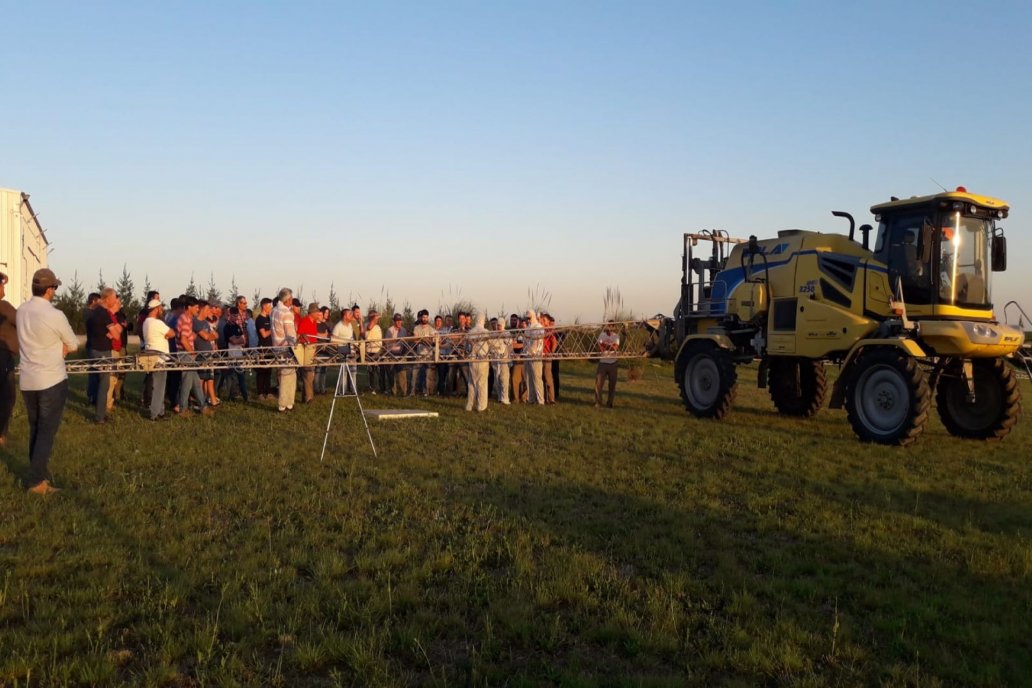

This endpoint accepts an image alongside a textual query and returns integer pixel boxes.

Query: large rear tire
[676,340,737,419]
[768,357,827,417]
[935,358,1021,439]
[845,348,930,446]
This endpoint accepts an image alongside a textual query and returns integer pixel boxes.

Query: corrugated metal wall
[0,188,49,307]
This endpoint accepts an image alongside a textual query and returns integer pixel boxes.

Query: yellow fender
[828,338,927,409]
[674,333,735,362]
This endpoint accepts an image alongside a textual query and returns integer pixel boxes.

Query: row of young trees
[49,267,563,334]
[46,268,406,334]
[51,267,262,334]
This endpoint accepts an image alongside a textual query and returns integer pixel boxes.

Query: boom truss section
[60,321,653,374]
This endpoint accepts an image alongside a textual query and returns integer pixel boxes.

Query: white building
[0,188,49,307]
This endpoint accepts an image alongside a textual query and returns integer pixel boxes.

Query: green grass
[0,361,1029,686]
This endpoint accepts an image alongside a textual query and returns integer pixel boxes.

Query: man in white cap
[523,309,546,404]
[465,312,491,411]
[16,268,79,495]
[142,298,176,420]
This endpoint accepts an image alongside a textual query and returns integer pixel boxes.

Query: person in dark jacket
[0,272,18,446]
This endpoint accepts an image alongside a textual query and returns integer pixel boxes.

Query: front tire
[768,357,827,417]
[935,358,1021,439]
[845,348,930,446]
[676,340,737,419]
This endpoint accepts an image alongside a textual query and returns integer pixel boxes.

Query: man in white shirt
[595,322,620,408]
[465,312,491,412]
[365,311,384,394]
[384,313,409,395]
[488,317,512,404]
[17,269,79,495]
[271,288,298,412]
[331,308,357,394]
[523,310,546,405]
[142,298,176,420]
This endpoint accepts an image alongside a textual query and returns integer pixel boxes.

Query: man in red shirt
[297,303,322,403]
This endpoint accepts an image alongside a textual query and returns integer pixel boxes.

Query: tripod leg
[319,364,346,462]
[348,363,378,458]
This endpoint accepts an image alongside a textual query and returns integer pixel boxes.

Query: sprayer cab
[870,187,1009,318]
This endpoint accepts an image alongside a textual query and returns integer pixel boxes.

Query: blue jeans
[178,370,206,411]
[149,371,167,419]
[22,380,69,487]
[89,349,113,421]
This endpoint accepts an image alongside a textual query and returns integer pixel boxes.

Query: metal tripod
[320,359,377,461]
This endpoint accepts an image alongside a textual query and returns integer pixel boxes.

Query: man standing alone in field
[595,322,620,408]
[17,269,79,495]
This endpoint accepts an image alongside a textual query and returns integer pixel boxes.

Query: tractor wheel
[768,357,827,417]
[676,340,737,419]
[935,358,1021,440]
[845,348,930,446]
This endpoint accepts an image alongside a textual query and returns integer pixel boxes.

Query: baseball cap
[147,298,162,309]
[32,268,61,289]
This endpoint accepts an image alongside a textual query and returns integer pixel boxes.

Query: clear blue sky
[5,0,1031,320]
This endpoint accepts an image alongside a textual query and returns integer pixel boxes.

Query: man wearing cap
[0,272,18,446]
[17,268,79,495]
[297,303,322,402]
[142,298,175,420]
[137,290,160,409]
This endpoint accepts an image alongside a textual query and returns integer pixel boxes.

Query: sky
[4,0,1032,321]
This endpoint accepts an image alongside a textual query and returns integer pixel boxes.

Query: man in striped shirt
[176,296,211,416]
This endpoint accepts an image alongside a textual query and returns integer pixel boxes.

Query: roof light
[956,186,967,193]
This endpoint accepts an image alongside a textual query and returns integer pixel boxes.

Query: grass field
[1,360,1030,686]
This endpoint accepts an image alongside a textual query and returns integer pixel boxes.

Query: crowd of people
[7,271,623,496]
[134,288,577,416]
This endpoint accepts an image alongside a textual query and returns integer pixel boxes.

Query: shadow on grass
[0,445,28,486]
[790,474,1032,538]
[442,475,1030,685]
